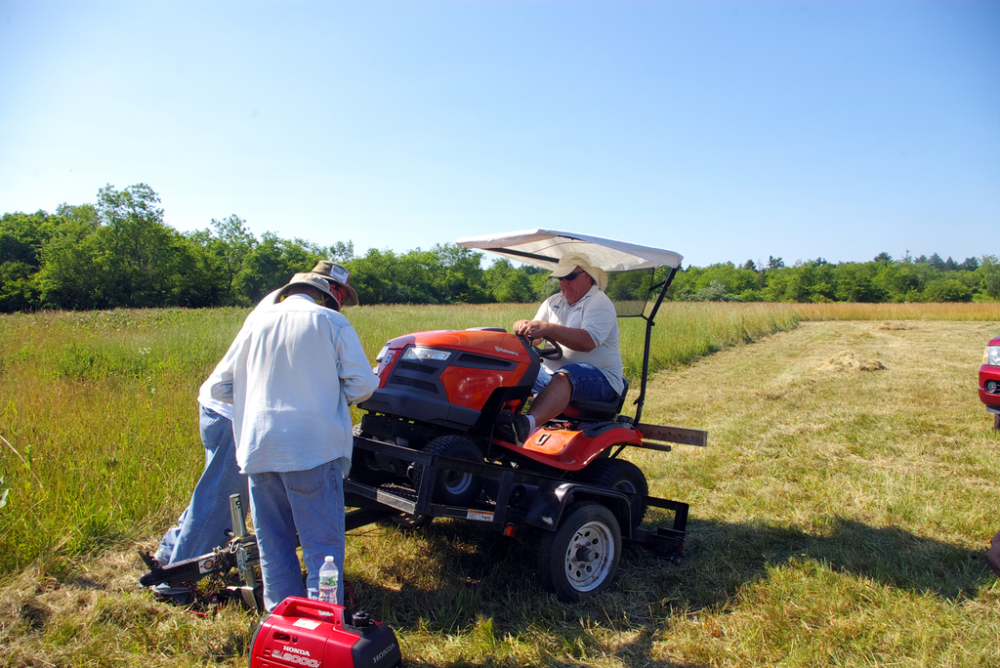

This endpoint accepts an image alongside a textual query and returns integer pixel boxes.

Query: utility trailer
[344,426,703,602]
[138,423,703,608]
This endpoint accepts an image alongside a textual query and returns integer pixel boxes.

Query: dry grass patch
[818,350,887,372]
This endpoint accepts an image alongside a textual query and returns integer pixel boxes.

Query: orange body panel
[495,423,643,471]
[377,329,533,410]
[439,366,515,409]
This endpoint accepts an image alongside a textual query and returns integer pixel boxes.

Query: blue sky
[1,0,997,268]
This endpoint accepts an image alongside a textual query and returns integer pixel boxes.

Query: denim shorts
[533,363,620,403]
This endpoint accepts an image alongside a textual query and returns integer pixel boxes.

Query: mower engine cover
[360,329,538,430]
[250,597,401,668]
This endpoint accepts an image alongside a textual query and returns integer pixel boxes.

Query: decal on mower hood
[495,345,519,357]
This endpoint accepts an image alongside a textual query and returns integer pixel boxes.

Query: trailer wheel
[423,436,484,506]
[537,501,621,601]
[575,457,648,530]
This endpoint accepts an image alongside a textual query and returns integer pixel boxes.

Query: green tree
[232,233,297,304]
[980,255,1000,300]
[484,258,535,303]
[36,216,105,310]
[687,280,739,301]
[0,211,63,311]
[923,277,972,302]
[94,184,178,307]
[428,243,489,303]
[210,214,257,302]
[833,263,889,303]
[328,241,355,263]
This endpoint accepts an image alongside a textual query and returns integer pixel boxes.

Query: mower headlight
[986,346,1000,367]
[373,345,395,373]
[402,346,452,362]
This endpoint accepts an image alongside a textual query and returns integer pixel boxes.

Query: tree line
[1,183,997,313]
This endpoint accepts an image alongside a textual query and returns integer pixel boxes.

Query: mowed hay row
[628,319,1000,666]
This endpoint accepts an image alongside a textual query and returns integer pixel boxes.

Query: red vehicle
[347,229,707,600]
[980,336,1000,429]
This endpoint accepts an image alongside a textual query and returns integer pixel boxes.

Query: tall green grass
[0,309,249,577]
[793,301,1000,321]
[0,302,798,575]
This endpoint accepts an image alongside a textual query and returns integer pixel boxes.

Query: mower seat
[561,379,629,421]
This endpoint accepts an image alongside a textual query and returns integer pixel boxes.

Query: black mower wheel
[994,413,1000,430]
[536,501,621,602]
[348,424,394,487]
[575,457,649,531]
[422,435,485,506]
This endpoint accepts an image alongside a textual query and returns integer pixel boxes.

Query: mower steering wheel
[518,334,563,361]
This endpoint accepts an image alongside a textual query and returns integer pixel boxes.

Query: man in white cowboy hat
[145,262,362,603]
[211,270,378,611]
[497,251,624,444]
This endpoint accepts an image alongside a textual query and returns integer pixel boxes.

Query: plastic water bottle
[318,556,339,604]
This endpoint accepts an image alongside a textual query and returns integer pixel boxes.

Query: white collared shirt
[533,285,624,395]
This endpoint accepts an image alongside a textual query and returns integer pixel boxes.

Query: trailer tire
[537,501,621,601]
[575,457,648,530]
[423,436,484,506]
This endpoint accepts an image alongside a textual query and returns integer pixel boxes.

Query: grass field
[1,303,999,667]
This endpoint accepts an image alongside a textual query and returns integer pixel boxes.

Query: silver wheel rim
[562,520,616,592]
[443,469,473,496]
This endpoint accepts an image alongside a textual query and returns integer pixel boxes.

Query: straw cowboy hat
[311,261,359,307]
[548,252,609,292]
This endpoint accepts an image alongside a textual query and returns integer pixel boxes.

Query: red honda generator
[250,597,401,668]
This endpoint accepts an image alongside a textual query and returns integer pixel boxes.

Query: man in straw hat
[211,270,377,611]
[497,252,624,445]
[145,262,364,604]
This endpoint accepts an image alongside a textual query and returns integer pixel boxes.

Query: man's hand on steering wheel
[513,319,545,339]
[515,330,563,360]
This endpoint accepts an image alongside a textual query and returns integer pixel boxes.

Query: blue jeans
[249,461,346,612]
[533,363,620,403]
[155,406,249,566]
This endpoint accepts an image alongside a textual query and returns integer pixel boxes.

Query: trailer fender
[525,481,633,537]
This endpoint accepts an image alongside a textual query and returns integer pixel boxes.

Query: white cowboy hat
[548,252,608,291]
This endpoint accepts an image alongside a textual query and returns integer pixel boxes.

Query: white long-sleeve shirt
[197,288,283,419]
[211,294,379,475]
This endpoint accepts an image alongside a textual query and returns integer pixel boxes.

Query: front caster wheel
[422,435,484,506]
[536,502,622,602]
